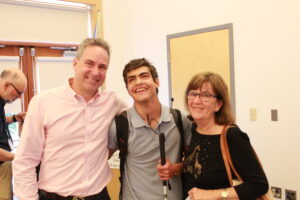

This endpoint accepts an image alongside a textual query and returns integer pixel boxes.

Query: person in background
[0,67,27,200]
[182,72,269,200]
[13,38,127,200]
[108,58,192,200]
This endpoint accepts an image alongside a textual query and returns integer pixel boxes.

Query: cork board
[167,24,235,113]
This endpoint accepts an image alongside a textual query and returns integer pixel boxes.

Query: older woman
[182,72,269,200]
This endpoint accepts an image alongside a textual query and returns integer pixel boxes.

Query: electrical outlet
[271,186,282,199]
[285,189,296,200]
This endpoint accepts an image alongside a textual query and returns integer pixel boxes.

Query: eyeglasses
[9,83,23,96]
[187,91,216,102]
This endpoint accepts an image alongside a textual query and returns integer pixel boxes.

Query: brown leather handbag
[220,125,274,200]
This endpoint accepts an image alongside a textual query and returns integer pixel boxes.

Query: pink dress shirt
[13,82,127,200]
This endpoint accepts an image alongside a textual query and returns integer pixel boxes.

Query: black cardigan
[182,124,268,200]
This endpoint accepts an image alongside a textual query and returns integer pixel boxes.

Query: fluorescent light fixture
[50,46,77,50]
[1,0,90,10]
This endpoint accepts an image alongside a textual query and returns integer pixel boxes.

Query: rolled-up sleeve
[108,120,118,150]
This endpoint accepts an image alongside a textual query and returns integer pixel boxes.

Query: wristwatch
[221,189,228,200]
[12,115,17,122]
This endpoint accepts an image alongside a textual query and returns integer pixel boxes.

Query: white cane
[159,133,168,200]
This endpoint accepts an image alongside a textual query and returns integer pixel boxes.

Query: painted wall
[0,2,89,43]
[102,0,300,195]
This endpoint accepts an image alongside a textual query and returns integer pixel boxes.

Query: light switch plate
[250,108,256,121]
[271,109,278,121]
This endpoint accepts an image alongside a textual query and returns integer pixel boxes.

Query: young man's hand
[157,159,182,180]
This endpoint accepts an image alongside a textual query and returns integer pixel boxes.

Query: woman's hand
[188,187,239,200]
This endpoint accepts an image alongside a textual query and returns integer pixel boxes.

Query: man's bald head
[0,67,27,103]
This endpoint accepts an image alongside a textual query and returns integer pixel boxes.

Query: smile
[87,76,99,82]
[135,88,146,93]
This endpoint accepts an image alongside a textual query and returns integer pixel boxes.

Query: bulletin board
[167,24,235,113]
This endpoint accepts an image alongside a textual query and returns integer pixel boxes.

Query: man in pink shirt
[13,38,127,200]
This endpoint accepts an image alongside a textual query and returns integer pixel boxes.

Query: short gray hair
[76,38,110,58]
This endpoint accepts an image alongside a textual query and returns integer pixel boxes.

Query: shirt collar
[67,78,101,102]
[130,105,172,128]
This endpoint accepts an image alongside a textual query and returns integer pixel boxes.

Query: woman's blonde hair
[185,72,235,125]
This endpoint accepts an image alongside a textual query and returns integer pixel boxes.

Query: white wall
[0,2,89,43]
[36,57,74,92]
[103,0,300,195]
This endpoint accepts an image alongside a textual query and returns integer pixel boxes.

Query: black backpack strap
[170,109,185,160]
[115,111,129,199]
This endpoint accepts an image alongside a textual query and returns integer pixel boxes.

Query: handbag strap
[220,125,233,186]
[220,125,243,186]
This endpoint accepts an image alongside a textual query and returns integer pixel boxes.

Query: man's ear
[2,82,11,94]
[4,81,10,89]
[73,58,78,69]
[154,78,160,87]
